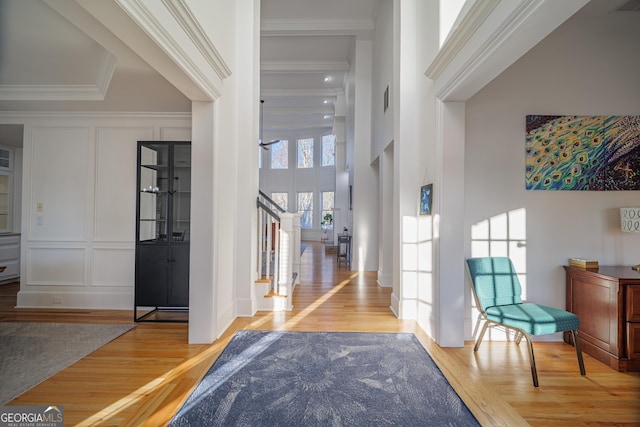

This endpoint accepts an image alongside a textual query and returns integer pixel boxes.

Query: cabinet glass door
[0,173,9,231]
[172,144,191,242]
[138,143,169,242]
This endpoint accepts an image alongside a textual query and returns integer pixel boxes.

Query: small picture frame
[420,184,433,215]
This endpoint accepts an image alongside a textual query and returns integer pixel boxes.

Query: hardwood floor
[2,241,639,426]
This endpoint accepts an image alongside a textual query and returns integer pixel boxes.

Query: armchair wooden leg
[571,329,586,376]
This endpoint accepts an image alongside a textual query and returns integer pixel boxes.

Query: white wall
[14,113,190,309]
[465,12,640,339]
[371,0,394,157]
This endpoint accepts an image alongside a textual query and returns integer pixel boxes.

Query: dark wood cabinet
[135,141,191,322]
[564,266,640,371]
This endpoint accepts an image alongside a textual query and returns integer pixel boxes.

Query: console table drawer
[627,285,640,322]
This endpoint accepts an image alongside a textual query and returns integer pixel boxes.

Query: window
[321,191,334,226]
[297,138,314,168]
[322,134,335,166]
[0,148,11,170]
[271,192,288,211]
[297,192,313,228]
[270,140,288,169]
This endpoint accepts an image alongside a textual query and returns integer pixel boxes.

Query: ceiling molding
[264,123,334,132]
[431,0,589,101]
[264,107,334,116]
[261,61,350,73]
[162,0,232,79]
[0,111,191,120]
[434,0,542,99]
[261,88,344,97]
[0,50,117,101]
[425,0,500,80]
[114,0,225,100]
[261,18,373,36]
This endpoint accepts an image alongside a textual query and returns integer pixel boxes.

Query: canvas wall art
[420,184,432,215]
[525,115,640,190]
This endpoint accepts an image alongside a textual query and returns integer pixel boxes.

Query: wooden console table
[564,266,640,372]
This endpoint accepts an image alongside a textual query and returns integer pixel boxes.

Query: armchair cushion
[485,302,580,335]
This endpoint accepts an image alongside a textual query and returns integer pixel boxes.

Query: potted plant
[322,213,333,226]
[321,213,333,242]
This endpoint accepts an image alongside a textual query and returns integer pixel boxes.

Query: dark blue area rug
[169,331,480,426]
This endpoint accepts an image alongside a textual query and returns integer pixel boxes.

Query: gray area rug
[169,331,480,426]
[0,322,135,404]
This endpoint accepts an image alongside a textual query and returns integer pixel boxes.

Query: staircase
[256,191,301,311]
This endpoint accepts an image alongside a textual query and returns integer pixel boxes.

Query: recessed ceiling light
[323,100,329,104]
[323,76,332,82]
[323,115,331,119]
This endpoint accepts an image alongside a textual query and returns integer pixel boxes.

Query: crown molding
[0,111,191,120]
[263,123,333,132]
[261,88,345,98]
[261,61,350,73]
[425,0,500,80]
[162,0,232,79]
[0,50,117,101]
[263,107,334,116]
[428,0,588,101]
[115,0,228,100]
[261,18,373,36]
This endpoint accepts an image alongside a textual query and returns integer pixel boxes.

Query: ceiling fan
[259,100,281,150]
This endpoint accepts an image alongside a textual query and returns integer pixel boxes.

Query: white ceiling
[0,0,379,140]
[0,0,629,146]
[0,0,190,113]
[260,0,380,134]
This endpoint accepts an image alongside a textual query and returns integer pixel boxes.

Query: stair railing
[256,191,300,310]
[257,191,284,294]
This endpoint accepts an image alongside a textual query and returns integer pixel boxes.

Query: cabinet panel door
[628,323,640,359]
[627,285,640,322]
[570,273,619,354]
[168,245,189,307]
[135,245,168,306]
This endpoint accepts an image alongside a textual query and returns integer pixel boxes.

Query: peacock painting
[525,115,640,190]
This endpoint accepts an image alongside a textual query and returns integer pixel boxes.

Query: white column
[278,212,294,298]
[378,145,394,288]
[292,213,301,285]
[352,36,378,272]
[234,0,261,317]
[435,100,466,347]
[393,0,420,319]
[189,101,216,344]
[333,96,348,246]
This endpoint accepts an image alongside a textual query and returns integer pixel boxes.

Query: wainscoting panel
[92,247,134,287]
[27,247,85,286]
[29,127,89,242]
[94,127,153,242]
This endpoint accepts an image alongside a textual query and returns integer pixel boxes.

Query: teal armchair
[466,257,586,387]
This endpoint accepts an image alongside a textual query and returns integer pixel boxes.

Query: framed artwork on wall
[525,115,640,191]
[420,184,433,215]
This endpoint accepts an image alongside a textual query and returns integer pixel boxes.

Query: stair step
[255,276,272,283]
[264,290,287,298]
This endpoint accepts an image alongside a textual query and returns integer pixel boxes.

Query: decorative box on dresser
[564,266,640,372]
